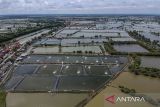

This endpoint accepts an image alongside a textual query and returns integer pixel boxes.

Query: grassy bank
[118,86,160,106]
[129,54,160,78]
[104,40,160,56]
[104,41,116,54]
[0,89,6,107]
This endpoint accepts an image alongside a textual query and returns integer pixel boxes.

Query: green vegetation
[137,67,160,78]
[73,50,94,54]
[128,31,150,42]
[128,30,160,53]
[119,86,136,94]
[129,54,141,69]
[104,41,116,54]
[0,89,6,107]
[104,41,160,56]
[0,21,65,43]
[99,45,105,54]
[104,31,160,56]
[129,54,160,78]
[118,86,160,106]
[151,32,160,36]
[77,50,82,53]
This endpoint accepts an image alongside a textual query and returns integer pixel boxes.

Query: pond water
[33,46,59,54]
[6,93,88,107]
[141,32,160,42]
[72,32,119,38]
[85,72,160,107]
[32,45,102,54]
[111,72,160,93]
[61,38,108,46]
[59,29,79,34]
[61,46,102,53]
[113,44,149,53]
[141,56,160,69]
[96,23,122,29]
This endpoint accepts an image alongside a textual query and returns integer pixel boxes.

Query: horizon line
[0,13,160,16]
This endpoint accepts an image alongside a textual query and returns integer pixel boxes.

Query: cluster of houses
[0,41,20,82]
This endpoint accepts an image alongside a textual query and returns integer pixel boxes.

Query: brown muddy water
[6,93,88,107]
[85,72,160,107]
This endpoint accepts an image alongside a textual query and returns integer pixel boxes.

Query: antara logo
[105,95,115,104]
[105,95,145,104]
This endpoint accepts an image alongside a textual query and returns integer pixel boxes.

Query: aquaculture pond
[113,44,149,53]
[141,56,160,69]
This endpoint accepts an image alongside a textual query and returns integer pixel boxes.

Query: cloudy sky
[0,0,160,14]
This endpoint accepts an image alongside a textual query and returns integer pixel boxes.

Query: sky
[0,0,160,15]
